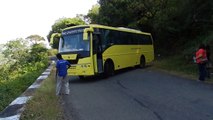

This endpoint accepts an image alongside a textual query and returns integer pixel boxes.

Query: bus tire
[139,56,146,68]
[78,76,85,80]
[104,60,114,78]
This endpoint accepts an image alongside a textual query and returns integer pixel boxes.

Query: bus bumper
[67,64,94,76]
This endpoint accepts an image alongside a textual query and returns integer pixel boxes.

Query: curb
[0,63,54,120]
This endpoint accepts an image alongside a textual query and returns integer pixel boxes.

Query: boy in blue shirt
[56,53,71,95]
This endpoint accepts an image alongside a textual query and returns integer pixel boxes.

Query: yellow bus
[56,24,154,78]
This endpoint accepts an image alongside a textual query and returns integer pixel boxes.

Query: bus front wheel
[104,61,114,78]
[78,76,85,80]
[139,56,146,68]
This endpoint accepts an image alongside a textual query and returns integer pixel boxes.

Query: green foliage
[0,38,49,111]
[152,0,213,53]
[95,0,213,55]
[1,39,30,78]
[0,66,10,81]
[29,44,48,62]
[0,53,7,67]
[182,31,213,62]
[97,0,166,29]
[155,55,197,76]
[86,4,100,24]
[98,0,134,27]
[0,61,48,111]
[26,35,45,45]
[155,33,213,79]
[47,17,86,49]
[3,38,29,62]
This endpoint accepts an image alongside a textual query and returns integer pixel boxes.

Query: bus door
[93,34,103,73]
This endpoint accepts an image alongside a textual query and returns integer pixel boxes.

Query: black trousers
[198,63,207,81]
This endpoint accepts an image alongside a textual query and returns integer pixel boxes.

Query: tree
[3,38,29,62]
[26,34,45,45]
[151,0,213,53]
[98,0,134,27]
[96,0,213,55]
[47,17,86,49]
[29,43,48,62]
[86,4,100,24]
[2,38,30,71]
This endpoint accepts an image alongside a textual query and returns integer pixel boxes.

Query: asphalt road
[62,67,213,120]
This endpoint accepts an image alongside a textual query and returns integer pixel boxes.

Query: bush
[0,61,48,111]
[155,55,197,76]
[0,39,51,111]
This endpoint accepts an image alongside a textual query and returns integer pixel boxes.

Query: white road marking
[42,72,50,75]
[28,84,40,89]
[37,75,48,80]
[0,114,20,120]
[9,96,32,105]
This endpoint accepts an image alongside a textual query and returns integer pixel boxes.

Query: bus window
[120,32,132,45]
[107,31,117,45]
[139,35,152,45]
[59,33,90,53]
[93,34,98,54]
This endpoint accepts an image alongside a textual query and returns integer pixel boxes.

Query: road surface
[62,67,213,120]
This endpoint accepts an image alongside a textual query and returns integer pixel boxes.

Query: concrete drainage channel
[0,63,54,120]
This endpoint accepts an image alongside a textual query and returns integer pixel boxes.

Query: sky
[0,0,98,45]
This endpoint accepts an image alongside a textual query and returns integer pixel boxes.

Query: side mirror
[50,33,61,44]
[83,32,88,40]
[83,28,94,40]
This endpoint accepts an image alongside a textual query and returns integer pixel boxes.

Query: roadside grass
[20,68,64,120]
[0,63,48,111]
[153,55,213,82]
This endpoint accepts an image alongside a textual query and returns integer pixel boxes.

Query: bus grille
[70,66,76,69]
[67,60,78,64]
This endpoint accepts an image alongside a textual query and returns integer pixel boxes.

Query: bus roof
[63,24,151,35]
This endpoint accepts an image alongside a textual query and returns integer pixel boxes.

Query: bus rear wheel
[104,61,114,78]
[139,56,146,68]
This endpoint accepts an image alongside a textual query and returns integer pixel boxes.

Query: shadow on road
[69,65,152,84]
[69,75,106,84]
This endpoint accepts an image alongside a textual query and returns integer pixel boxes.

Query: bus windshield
[59,33,90,53]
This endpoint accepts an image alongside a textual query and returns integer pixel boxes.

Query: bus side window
[140,35,152,45]
[107,30,119,45]
[107,32,113,46]
[122,32,131,45]
[93,34,98,54]
[93,34,102,54]
[101,29,109,50]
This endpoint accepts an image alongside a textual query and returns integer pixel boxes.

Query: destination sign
[62,28,84,35]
